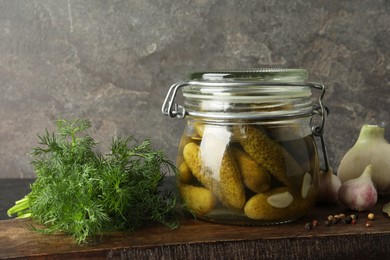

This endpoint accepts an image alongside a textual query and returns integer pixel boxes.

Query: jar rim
[188,68,308,82]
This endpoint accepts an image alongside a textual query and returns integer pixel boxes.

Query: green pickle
[177,122,319,225]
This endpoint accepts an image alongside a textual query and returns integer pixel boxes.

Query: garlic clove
[317,167,341,203]
[301,173,312,199]
[266,191,294,208]
[338,164,378,212]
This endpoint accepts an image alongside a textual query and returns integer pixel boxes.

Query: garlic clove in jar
[338,164,378,212]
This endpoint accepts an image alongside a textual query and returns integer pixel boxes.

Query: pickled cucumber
[239,125,301,186]
[178,161,193,184]
[179,184,216,216]
[231,147,271,193]
[183,142,246,210]
[183,142,212,188]
[244,185,317,221]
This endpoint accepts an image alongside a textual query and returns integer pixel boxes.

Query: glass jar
[162,68,329,225]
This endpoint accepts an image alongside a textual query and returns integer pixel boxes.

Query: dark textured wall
[0,0,389,178]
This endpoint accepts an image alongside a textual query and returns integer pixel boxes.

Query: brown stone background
[0,0,389,178]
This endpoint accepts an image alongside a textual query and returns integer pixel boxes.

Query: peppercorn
[351,219,357,224]
[331,216,340,224]
[305,222,313,230]
[342,216,352,224]
[366,220,373,227]
[324,220,331,226]
[367,213,375,220]
[312,219,319,227]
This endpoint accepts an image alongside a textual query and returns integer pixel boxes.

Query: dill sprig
[7,119,180,244]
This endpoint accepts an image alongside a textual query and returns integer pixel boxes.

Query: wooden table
[1,179,390,259]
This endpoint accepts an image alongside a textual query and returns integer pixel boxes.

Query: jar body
[163,69,326,225]
[176,117,319,225]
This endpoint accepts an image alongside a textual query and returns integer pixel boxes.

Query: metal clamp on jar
[162,69,329,225]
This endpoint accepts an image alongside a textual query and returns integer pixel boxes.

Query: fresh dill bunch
[7,119,180,244]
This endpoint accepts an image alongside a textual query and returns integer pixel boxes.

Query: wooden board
[1,198,390,259]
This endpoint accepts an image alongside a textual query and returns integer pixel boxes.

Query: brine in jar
[176,119,319,225]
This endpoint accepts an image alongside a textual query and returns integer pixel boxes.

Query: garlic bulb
[338,164,378,211]
[337,124,390,194]
[317,167,341,203]
[383,202,390,217]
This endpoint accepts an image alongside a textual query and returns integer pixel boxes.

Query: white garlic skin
[338,164,378,211]
[337,125,390,194]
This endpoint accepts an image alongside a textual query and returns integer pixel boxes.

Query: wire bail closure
[307,82,330,172]
[161,82,188,119]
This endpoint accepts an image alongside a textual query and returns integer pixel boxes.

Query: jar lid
[181,68,313,120]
